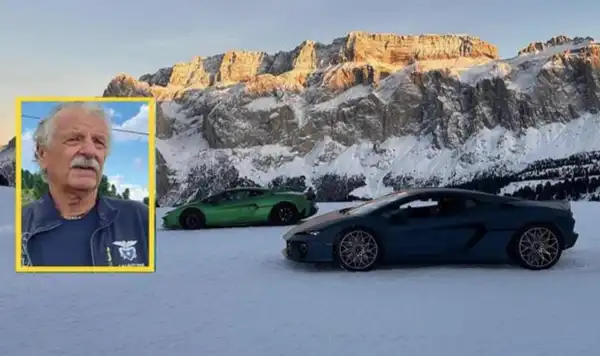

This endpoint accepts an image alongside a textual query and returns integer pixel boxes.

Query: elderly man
[21,102,150,267]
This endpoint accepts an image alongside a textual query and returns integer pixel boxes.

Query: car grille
[285,241,308,259]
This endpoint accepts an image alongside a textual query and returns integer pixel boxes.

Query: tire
[509,224,563,270]
[268,202,299,226]
[179,208,205,230]
[334,228,380,272]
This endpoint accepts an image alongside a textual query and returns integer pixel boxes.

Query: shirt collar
[29,192,118,232]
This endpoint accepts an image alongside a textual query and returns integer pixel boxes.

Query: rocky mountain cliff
[0,137,15,186]
[102,32,599,205]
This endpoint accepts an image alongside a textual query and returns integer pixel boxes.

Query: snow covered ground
[1,186,599,356]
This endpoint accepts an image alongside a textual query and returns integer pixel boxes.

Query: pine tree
[32,177,48,199]
[99,175,111,195]
[22,169,33,188]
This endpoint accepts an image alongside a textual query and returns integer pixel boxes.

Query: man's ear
[35,144,48,169]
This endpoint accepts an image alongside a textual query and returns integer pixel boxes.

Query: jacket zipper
[89,221,115,266]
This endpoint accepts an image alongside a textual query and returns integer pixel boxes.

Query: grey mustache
[70,156,100,171]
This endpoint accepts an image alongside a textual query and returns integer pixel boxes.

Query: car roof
[203,187,270,200]
[399,187,513,202]
[224,187,270,193]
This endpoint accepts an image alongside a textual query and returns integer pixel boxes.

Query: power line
[21,114,150,137]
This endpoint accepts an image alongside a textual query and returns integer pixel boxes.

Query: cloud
[108,175,149,202]
[105,108,122,119]
[134,157,144,170]
[113,104,149,141]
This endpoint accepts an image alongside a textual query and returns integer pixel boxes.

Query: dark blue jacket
[21,193,150,267]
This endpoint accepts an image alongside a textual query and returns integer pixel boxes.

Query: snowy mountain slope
[102,33,600,204]
[2,187,600,356]
[157,112,600,204]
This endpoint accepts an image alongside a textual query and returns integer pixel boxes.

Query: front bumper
[282,234,334,263]
[161,213,180,229]
[283,241,308,260]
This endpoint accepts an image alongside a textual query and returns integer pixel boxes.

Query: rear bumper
[564,232,579,250]
[303,205,319,218]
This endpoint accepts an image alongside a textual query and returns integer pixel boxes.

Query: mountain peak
[119,31,498,96]
[518,35,596,55]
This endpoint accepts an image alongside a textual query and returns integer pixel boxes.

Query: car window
[224,190,252,202]
[399,198,438,209]
[396,197,440,218]
[203,192,224,204]
[397,195,478,219]
[248,190,264,198]
[346,192,407,215]
[435,196,476,216]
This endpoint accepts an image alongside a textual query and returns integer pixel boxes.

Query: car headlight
[305,230,321,236]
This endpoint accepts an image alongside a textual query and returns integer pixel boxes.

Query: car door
[383,194,481,261]
[200,192,227,225]
[211,190,259,225]
[236,190,265,223]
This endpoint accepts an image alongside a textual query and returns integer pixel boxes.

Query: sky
[20,101,150,201]
[1,0,599,144]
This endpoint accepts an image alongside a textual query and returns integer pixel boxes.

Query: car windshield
[201,192,223,204]
[345,191,407,215]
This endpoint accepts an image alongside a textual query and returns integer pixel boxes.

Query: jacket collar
[31,192,119,232]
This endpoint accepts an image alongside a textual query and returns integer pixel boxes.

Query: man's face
[37,107,110,191]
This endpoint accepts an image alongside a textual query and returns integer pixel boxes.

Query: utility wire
[21,114,150,137]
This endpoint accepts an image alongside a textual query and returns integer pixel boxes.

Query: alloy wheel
[278,207,294,223]
[185,215,199,229]
[338,230,379,270]
[518,227,560,269]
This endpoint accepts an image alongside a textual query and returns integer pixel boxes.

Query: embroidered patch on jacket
[113,240,138,261]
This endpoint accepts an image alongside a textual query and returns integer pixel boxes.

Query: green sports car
[161,187,319,229]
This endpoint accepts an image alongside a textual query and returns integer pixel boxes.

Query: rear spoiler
[550,200,572,211]
[504,199,572,212]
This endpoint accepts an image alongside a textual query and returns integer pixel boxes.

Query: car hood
[284,209,346,238]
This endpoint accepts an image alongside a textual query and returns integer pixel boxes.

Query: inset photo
[15,97,156,273]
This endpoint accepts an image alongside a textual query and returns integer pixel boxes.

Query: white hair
[33,101,112,179]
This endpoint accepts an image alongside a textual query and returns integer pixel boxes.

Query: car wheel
[511,224,563,270]
[179,208,205,230]
[269,203,299,226]
[335,229,380,272]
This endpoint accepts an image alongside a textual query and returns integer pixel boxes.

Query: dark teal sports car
[283,188,579,272]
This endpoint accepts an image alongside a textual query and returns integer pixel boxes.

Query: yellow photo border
[14,96,156,273]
